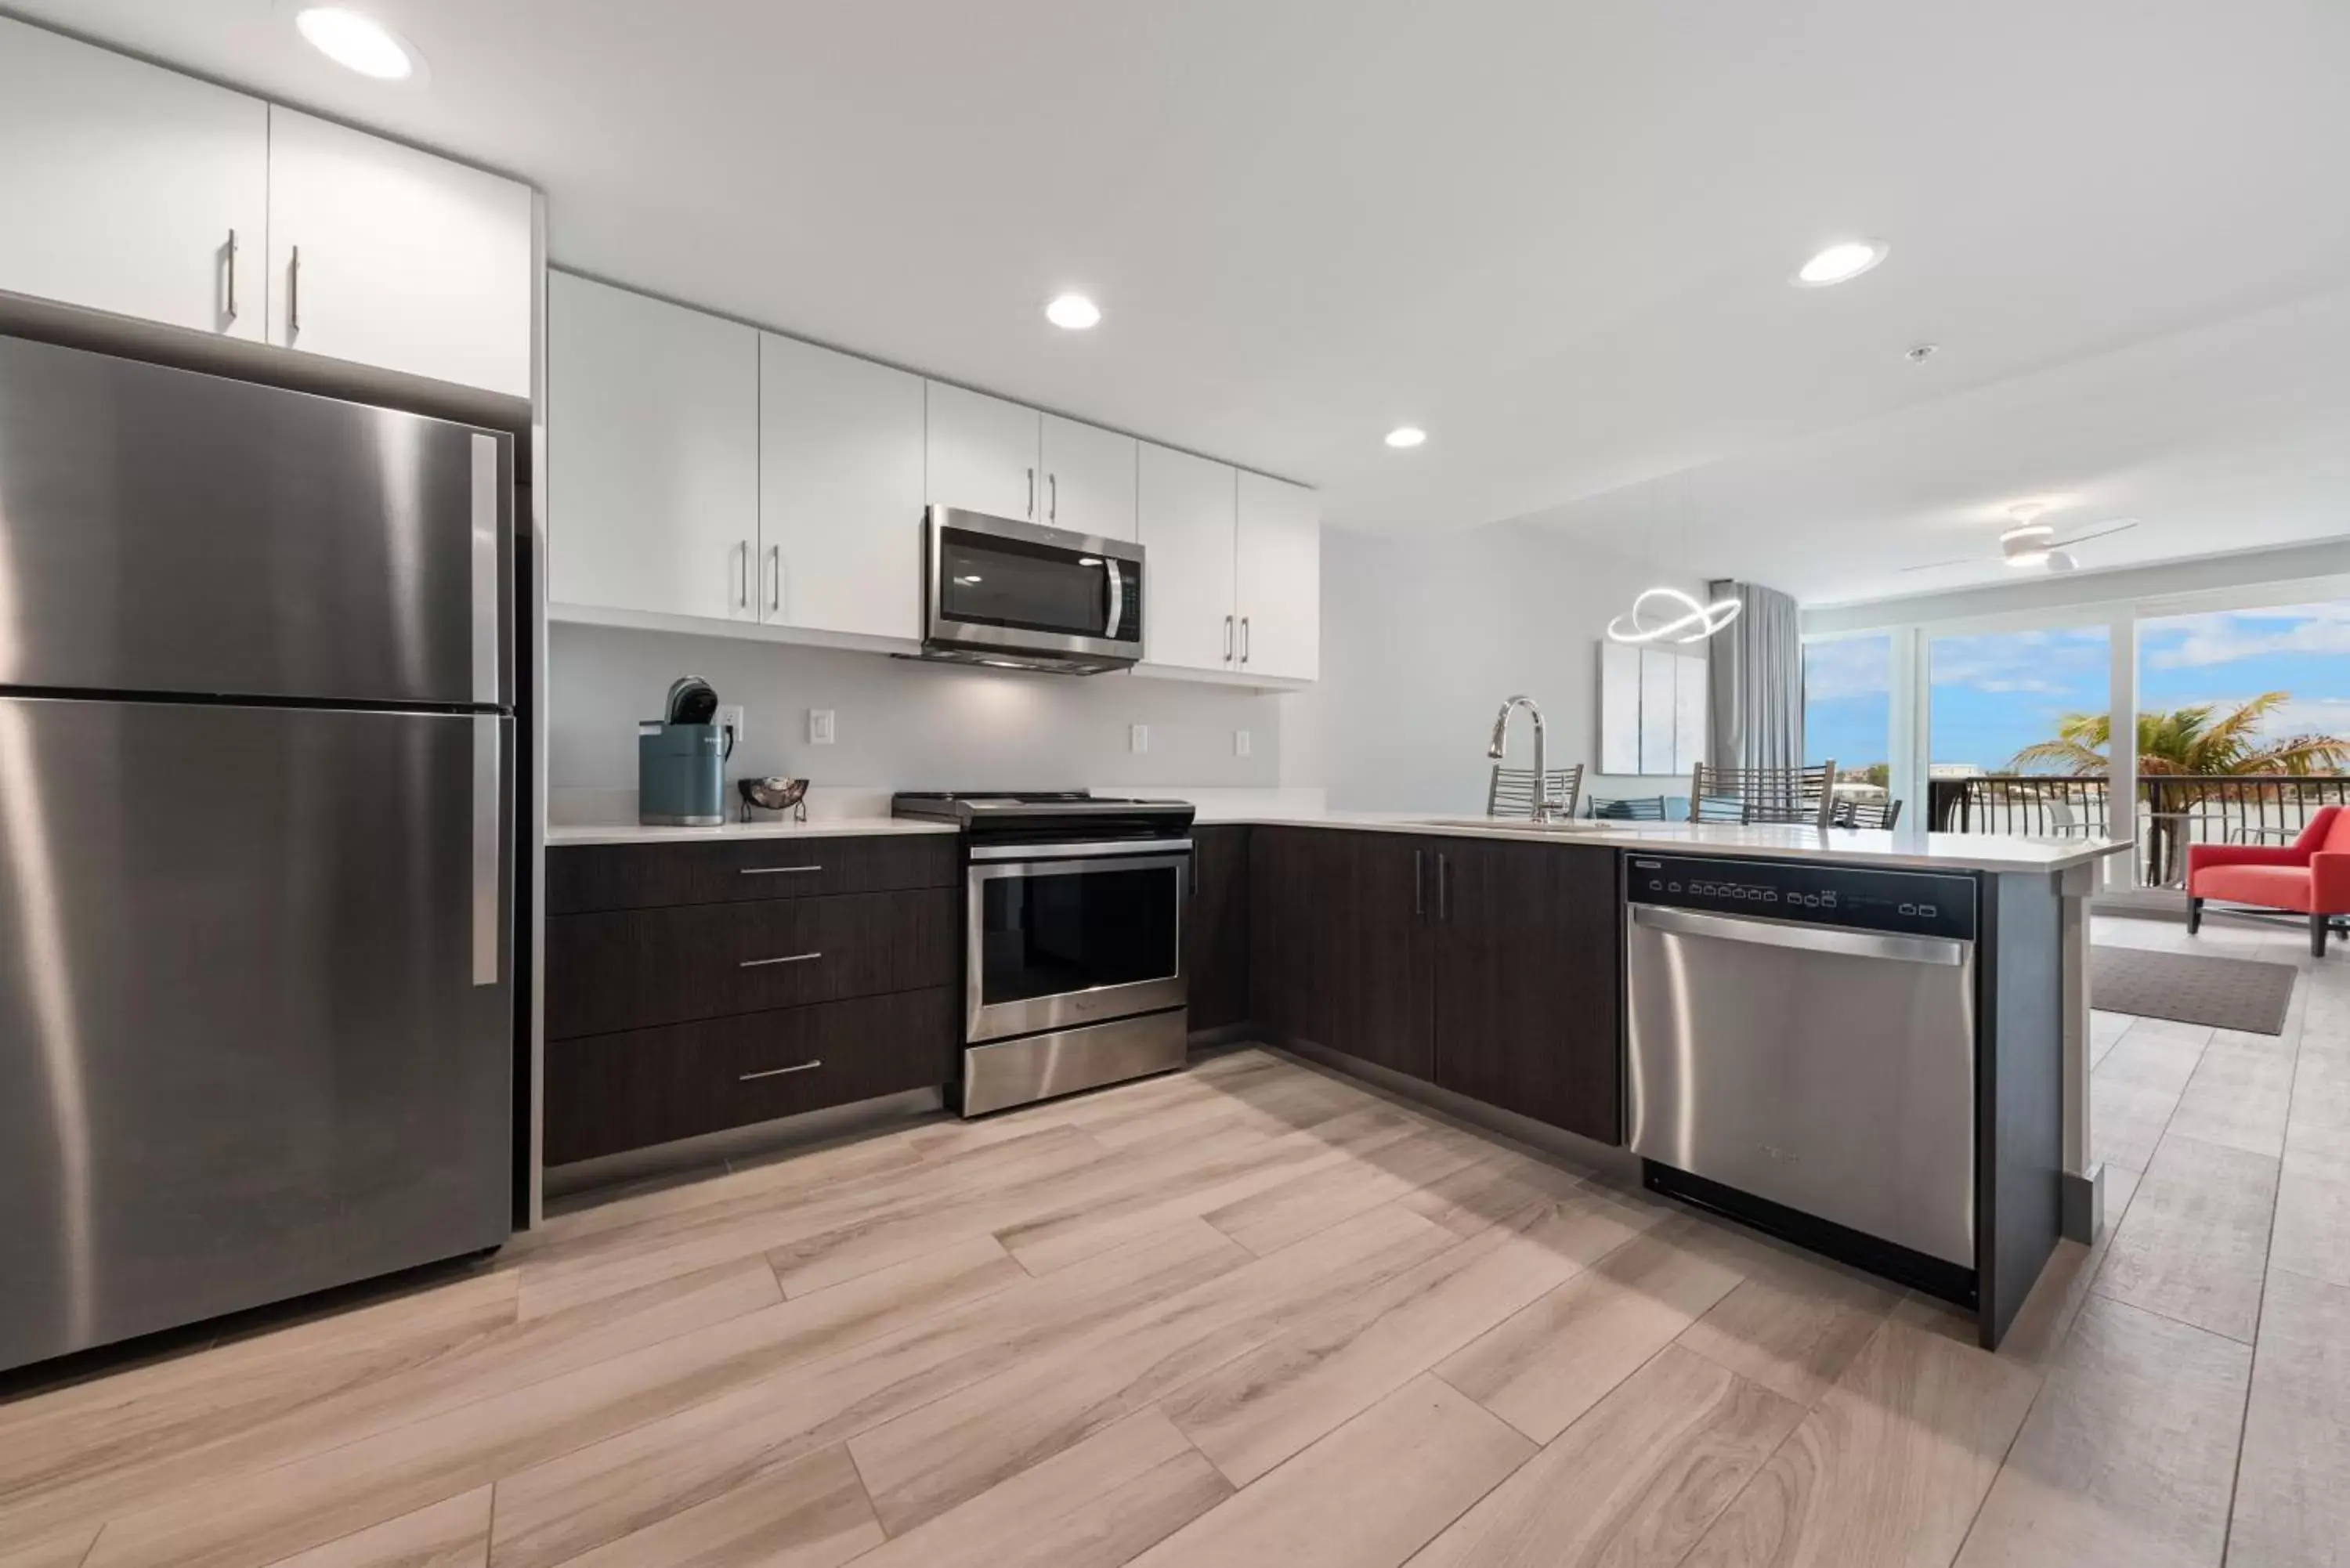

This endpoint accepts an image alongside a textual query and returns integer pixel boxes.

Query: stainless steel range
[892,791,1195,1115]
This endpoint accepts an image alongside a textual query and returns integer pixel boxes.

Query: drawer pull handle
[740,1059,823,1082]
[739,865,822,876]
[740,951,822,968]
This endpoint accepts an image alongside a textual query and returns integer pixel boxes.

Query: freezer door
[0,698,513,1371]
[0,334,511,707]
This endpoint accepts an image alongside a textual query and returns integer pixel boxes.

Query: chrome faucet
[1488,695,1551,820]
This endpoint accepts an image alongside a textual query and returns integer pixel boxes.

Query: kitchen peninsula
[1166,800,2128,1351]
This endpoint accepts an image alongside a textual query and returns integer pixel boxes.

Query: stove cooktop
[891,789,1196,839]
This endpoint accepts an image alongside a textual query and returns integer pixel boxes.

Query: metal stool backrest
[1831,797,1903,830]
[1589,794,1668,821]
[1688,761,1837,830]
[1487,763,1583,820]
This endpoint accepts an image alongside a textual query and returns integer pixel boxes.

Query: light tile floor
[0,907,2341,1566]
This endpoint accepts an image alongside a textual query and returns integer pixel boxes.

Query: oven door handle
[969,839,1193,864]
[1630,904,1966,966]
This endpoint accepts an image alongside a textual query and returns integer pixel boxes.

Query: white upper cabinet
[1038,415,1137,541]
[0,16,266,341]
[266,108,533,396]
[1235,471,1321,681]
[760,334,927,639]
[1137,443,1238,672]
[925,382,1042,522]
[548,272,759,623]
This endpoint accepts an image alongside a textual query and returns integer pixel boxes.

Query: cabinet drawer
[544,987,958,1165]
[547,833,959,915]
[545,888,958,1039]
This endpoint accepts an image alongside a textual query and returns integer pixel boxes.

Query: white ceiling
[13,0,2350,603]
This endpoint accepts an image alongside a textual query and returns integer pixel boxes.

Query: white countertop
[546,815,956,847]
[1177,804,2130,873]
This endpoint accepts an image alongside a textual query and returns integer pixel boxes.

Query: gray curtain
[1706,580,1803,771]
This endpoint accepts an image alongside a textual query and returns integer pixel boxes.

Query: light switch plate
[1130,724,1148,754]
[1234,729,1252,757]
[808,709,835,745]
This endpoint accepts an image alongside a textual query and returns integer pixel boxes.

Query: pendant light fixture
[1606,472,1742,645]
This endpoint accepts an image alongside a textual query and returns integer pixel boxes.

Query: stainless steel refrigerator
[0,334,515,1374]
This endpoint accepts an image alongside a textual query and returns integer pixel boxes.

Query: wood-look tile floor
[4,909,2345,1567]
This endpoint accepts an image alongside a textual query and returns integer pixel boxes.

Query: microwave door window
[979,865,1178,1006]
[940,533,1107,638]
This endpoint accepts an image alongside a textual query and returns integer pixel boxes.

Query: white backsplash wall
[1279,522,1705,814]
[548,623,1284,796]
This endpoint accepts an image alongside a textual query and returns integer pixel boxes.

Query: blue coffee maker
[638,676,732,825]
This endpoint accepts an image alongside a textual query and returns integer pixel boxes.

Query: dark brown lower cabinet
[544,987,958,1165]
[1246,826,1620,1142]
[1185,825,1253,1032]
[1250,828,1434,1082]
[1430,837,1621,1143]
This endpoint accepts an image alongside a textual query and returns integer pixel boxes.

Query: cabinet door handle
[738,865,821,876]
[1239,616,1252,663]
[1224,615,1235,663]
[1049,472,1058,522]
[222,229,237,323]
[287,244,301,338]
[1027,467,1036,518]
[740,950,822,968]
[740,1059,822,1082]
[1414,849,1425,917]
[766,544,782,614]
[736,540,750,609]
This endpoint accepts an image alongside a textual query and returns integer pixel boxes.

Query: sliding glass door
[1802,634,1892,818]
[1926,625,2113,840]
[2131,600,2350,888]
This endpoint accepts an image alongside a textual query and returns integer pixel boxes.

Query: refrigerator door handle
[472,714,501,986]
[470,434,501,707]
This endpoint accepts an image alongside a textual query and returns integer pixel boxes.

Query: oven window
[979,865,1179,1005]
[939,528,1136,643]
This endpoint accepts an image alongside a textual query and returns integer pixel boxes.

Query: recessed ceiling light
[295,7,415,79]
[1044,293,1101,331]
[1793,240,1887,287]
[1383,426,1427,449]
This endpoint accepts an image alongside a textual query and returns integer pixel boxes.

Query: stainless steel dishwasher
[1625,853,1980,1292]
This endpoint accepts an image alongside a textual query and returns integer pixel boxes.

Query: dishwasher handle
[1630,903,1967,966]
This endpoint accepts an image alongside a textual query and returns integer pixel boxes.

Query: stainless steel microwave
[920,507,1144,674]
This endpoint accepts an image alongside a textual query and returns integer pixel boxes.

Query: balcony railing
[1929,774,2350,888]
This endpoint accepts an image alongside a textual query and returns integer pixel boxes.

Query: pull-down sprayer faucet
[1488,695,1550,820]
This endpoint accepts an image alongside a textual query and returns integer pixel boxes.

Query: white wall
[548,623,1283,795]
[1280,522,1702,813]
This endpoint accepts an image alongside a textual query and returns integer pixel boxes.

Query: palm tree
[2008,692,2350,776]
[2008,693,2350,884]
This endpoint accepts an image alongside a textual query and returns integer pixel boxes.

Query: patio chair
[2186,804,2350,956]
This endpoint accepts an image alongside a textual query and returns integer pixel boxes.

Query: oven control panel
[1625,854,1976,941]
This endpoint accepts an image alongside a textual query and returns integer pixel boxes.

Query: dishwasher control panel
[1625,854,1976,941]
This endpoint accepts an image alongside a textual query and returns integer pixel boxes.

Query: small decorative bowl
[737,776,808,821]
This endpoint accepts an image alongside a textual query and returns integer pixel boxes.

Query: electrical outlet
[1130,724,1148,754]
[1234,728,1252,757]
[808,709,835,745]
[715,704,746,746]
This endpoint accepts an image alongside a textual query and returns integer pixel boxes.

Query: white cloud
[1803,636,1890,701]
[1929,629,2109,701]
[2143,602,2350,669]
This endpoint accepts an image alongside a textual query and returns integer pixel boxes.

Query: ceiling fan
[1902,504,2140,576]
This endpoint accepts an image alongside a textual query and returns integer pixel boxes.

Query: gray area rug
[2091,945,2298,1035]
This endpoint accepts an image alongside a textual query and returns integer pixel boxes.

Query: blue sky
[1805,602,2350,771]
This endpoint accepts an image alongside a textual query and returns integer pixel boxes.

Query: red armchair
[2186,804,2350,956]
